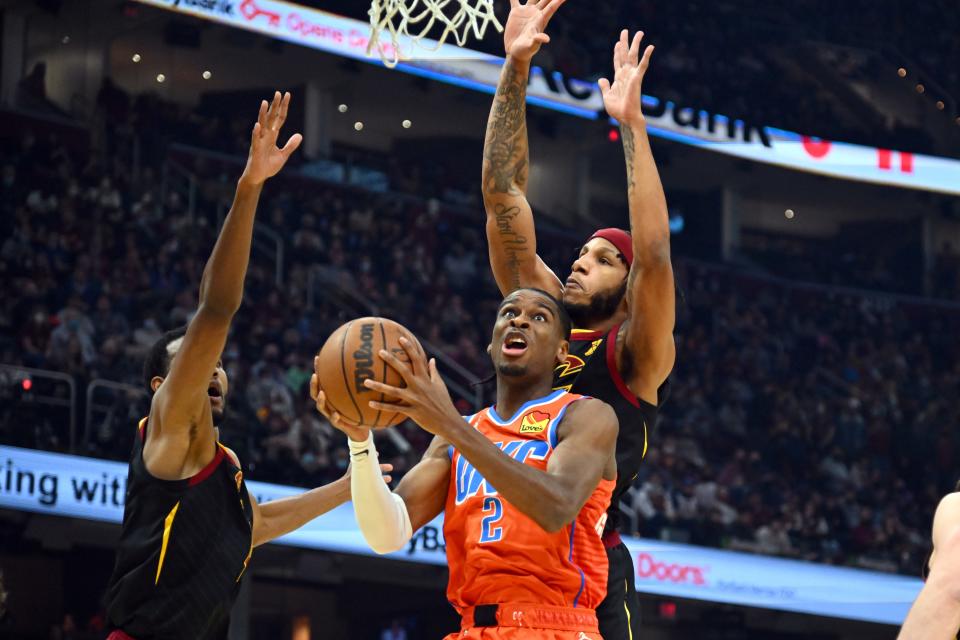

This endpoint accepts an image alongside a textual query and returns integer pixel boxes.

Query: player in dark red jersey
[105,93,387,640]
[480,3,676,637]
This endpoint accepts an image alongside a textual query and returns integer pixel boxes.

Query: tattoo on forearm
[621,125,636,194]
[492,202,529,289]
[483,61,529,195]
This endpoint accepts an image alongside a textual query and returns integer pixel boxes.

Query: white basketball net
[368,0,503,68]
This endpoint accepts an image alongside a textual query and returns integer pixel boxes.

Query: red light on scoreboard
[608,128,620,142]
[659,601,677,619]
[22,378,32,391]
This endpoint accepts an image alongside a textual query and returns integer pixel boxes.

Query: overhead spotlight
[785,209,795,220]
[402,119,412,129]
[354,121,364,131]
[338,104,348,113]
[936,101,945,110]
[156,73,166,83]
[132,53,141,62]
[897,67,907,78]
[916,84,925,94]
[202,70,212,80]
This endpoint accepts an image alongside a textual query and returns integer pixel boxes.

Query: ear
[486,343,492,356]
[151,376,164,393]
[556,339,569,366]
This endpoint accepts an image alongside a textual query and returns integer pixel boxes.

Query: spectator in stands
[2,101,957,578]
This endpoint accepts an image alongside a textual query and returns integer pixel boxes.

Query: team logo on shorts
[518,410,551,434]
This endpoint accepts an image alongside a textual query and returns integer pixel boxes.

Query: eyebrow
[580,245,619,258]
[532,301,555,316]
[500,297,556,317]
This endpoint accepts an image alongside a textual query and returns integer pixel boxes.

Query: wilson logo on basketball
[353,323,376,393]
[518,410,551,434]
[636,552,709,586]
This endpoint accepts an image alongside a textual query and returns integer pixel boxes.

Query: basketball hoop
[368,0,503,68]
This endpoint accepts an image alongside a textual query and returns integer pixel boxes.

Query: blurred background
[0,0,958,638]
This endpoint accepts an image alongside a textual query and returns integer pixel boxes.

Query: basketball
[315,317,424,428]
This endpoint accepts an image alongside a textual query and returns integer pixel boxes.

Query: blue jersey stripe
[568,520,586,607]
[486,390,566,425]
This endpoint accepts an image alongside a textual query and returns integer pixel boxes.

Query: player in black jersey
[899,486,960,639]
[105,93,382,640]
[481,4,675,638]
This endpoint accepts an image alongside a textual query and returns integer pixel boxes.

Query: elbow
[367,537,406,555]
[537,498,579,533]
[197,300,239,322]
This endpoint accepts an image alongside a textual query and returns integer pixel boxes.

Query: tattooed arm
[481,0,564,297]
[599,31,675,404]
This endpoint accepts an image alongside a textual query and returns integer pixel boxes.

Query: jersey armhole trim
[548,395,590,450]
[188,445,226,487]
[605,325,641,408]
[569,328,603,341]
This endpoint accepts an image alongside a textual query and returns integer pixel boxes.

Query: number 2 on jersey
[479,497,503,543]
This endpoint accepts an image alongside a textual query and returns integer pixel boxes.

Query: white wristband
[347,433,412,555]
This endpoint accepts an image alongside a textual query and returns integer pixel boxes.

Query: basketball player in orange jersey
[315,288,618,639]
[105,94,391,640]
[480,3,676,637]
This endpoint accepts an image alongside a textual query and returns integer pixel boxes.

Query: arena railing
[83,379,149,459]
[160,159,199,221]
[252,223,285,288]
[0,364,77,453]
[307,265,487,413]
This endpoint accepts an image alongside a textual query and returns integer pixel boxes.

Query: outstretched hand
[362,337,462,437]
[242,91,303,186]
[504,0,566,62]
[599,30,654,127]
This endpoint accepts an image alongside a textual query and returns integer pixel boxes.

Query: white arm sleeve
[348,433,412,554]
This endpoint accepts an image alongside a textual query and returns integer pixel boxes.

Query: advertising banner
[0,445,921,624]
[133,0,960,196]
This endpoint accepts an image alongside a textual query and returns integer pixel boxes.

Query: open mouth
[208,383,223,402]
[501,332,528,357]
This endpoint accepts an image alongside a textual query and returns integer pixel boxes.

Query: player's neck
[574,309,626,334]
[493,377,555,421]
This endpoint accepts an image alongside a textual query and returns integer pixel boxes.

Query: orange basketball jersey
[444,390,615,614]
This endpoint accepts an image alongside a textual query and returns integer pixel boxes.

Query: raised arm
[599,31,675,404]
[364,339,618,533]
[146,92,301,479]
[898,493,960,639]
[481,0,564,297]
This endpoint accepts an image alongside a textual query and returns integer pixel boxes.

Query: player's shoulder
[558,396,618,435]
[219,443,242,468]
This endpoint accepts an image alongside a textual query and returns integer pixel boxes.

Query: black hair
[498,288,572,340]
[142,326,188,393]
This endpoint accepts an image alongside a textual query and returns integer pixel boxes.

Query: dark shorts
[595,540,642,640]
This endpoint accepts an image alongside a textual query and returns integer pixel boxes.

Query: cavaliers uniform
[105,418,254,640]
[553,325,666,639]
[444,390,615,639]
